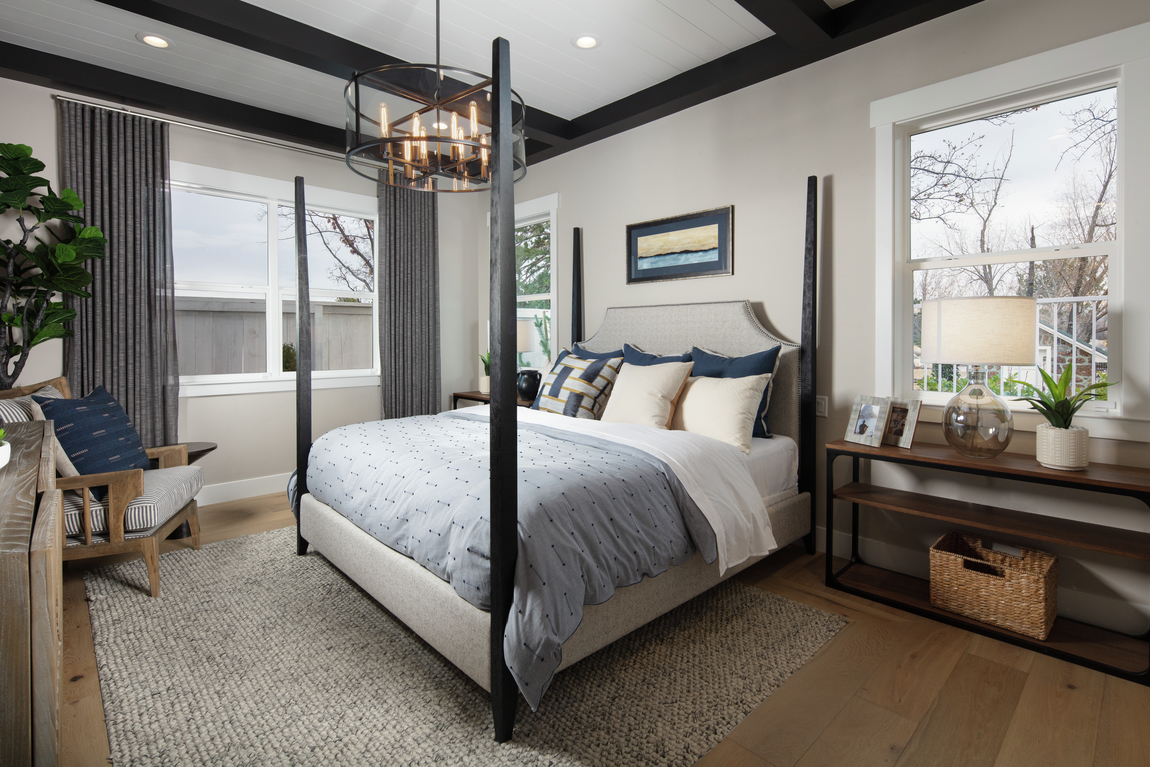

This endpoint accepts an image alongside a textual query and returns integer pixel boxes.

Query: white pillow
[670,374,772,454]
[599,361,694,429]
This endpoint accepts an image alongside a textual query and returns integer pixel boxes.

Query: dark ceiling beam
[735,0,833,51]
[529,0,984,163]
[0,41,344,151]
[832,0,984,43]
[93,0,571,149]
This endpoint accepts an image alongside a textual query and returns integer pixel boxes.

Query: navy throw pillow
[572,343,625,360]
[691,346,783,438]
[623,343,692,366]
[34,386,151,501]
[531,350,570,409]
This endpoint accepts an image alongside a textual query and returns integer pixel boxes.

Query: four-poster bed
[292,37,819,743]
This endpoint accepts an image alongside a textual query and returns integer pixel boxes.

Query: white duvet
[475,405,780,574]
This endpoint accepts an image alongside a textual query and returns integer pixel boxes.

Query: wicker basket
[929,531,1058,640]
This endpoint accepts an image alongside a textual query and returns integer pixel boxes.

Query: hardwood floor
[59,496,1150,766]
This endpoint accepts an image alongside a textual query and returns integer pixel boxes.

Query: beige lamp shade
[920,297,1037,365]
[516,319,533,353]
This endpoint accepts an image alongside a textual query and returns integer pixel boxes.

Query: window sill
[178,374,380,398]
[916,402,1149,442]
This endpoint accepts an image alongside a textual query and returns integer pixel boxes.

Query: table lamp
[920,297,1037,458]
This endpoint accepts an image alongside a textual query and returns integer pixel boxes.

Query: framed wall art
[881,398,922,449]
[626,206,733,284]
[844,395,891,448]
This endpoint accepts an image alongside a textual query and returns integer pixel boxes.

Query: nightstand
[452,391,533,409]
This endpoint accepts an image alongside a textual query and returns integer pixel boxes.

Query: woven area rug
[85,526,846,766]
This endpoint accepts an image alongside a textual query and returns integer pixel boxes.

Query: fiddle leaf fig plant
[1006,365,1115,429]
[0,143,105,389]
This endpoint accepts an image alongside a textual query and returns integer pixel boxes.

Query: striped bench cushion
[64,465,203,543]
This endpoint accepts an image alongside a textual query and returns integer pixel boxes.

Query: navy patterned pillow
[33,386,150,500]
[535,352,623,419]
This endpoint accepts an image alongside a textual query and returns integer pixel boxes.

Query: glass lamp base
[942,374,1014,458]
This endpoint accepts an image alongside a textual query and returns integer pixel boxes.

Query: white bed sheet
[745,435,799,505]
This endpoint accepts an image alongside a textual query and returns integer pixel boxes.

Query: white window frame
[872,24,1150,442]
[487,193,560,352]
[171,162,380,397]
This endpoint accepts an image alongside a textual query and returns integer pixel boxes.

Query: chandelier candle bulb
[342,0,525,191]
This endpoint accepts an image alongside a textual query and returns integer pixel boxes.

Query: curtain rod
[52,95,345,163]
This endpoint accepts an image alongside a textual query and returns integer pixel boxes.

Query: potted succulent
[478,351,491,394]
[0,426,8,470]
[1008,366,1114,471]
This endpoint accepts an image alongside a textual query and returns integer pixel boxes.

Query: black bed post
[571,227,584,346]
[489,35,519,743]
[295,177,313,556]
[799,176,818,555]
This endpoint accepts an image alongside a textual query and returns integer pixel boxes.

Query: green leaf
[53,243,77,263]
[76,226,102,239]
[59,188,84,210]
[29,322,70,348]
[0,143,33,160]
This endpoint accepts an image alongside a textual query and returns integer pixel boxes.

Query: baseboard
[196,472,292,507]
[813,525,1150,636]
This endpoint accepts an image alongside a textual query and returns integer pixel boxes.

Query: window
[170,162,379,394]
[491,194,558,369]
[516,216,553,368]
[909,89,1115,401]
[872,25,1150,440]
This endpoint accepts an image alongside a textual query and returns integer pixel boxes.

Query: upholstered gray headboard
[578,300,800,445]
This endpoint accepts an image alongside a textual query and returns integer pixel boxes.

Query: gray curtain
[58,101,179,447]
[378,184,440,418]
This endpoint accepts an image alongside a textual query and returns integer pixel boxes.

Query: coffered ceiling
[0,0,984,162]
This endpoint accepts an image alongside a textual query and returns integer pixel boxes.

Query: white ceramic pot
[479,376,490,394]
[0,441,9,470]
[1036,423,1089,471]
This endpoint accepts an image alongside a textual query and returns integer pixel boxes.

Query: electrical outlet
[815,396,828,418]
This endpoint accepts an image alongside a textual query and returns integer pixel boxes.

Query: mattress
[746,435,799,505]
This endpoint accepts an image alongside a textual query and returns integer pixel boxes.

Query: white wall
[0,77,474,500]
[462,0,1150,631]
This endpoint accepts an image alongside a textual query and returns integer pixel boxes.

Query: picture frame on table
[881,398,921,449]
[626,206,733,284]
[844,395,891,448]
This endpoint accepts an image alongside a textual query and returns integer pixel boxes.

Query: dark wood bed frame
[293,36,819,743]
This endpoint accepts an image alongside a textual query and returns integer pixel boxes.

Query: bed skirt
[300,491,811,693]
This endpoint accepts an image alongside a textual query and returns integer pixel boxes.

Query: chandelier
[343,1,527,192]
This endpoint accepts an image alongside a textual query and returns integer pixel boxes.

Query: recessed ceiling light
[572,35,599,50]
[432,122,448,130]
[136,33,170,49]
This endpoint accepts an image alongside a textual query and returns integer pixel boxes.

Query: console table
[825,438,1150,684]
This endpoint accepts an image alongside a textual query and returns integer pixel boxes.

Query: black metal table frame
[825,444,1150,685]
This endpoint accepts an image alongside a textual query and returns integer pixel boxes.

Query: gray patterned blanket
[306,410,718,710]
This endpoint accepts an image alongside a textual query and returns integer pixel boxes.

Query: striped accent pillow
[535,352,623,419]
[0,384,65,425]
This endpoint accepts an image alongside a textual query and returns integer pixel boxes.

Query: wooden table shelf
[825,438,1150,685]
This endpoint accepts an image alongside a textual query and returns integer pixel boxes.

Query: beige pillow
[670,374,772,454]
[600,361,694,429]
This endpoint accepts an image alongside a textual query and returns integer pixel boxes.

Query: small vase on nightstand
[0,440,10,470]
[479,376,490,394]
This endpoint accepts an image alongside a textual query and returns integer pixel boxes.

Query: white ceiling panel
[0,0,350,127]
[242,0,774,118]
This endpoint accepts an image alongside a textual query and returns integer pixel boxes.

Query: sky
[910,87,1116,260]
[171,189,373,293]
